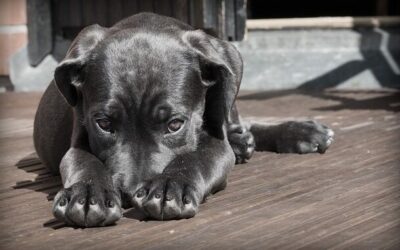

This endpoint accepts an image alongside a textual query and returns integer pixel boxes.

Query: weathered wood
[94,0,109,26]
[376,0,389,15]
[188,0,246,40]
[48,0,246,45]
[246,16,400,30]
[203,0,219,37]
[82,0,97,25]
[0,90,399,249]
[121,0,139,18]
[26,0,52,66]
[68,0,83,27]
[172,0,189,23]
[234,0,246,40]
[189,0,220,38]
[138,0,154,12]
[107,0,123,26]
[154,0,173,17]
[188,0,202,29]
[225,0,236,41]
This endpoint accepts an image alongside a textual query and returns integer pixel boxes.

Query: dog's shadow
[14,153,147,230]
[14,153,61,200]
[13,153,66,229]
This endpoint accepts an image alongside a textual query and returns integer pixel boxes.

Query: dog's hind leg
[249,120,334,154]
[33,82,73,175]
[228,105,334,160]
[227,104,256,164]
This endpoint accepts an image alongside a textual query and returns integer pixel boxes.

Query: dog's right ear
[54,24,108,106]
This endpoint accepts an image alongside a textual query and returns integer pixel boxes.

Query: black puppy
[34,13,334,227]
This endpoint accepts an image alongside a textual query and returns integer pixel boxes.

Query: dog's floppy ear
[183,30,238,138]
[54,24,108,106]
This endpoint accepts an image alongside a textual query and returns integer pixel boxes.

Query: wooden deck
[0,90,399,249]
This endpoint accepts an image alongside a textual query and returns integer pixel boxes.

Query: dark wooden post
[234,0,246,41]
[27,0,52,66]
[189,0,246,41]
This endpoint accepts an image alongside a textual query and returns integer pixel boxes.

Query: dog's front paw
[131,176,201,220]
[228,124,255,164]
[277,120,334,154]
[53,182,122,227]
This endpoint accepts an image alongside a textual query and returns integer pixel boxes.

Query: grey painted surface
[10,28,400,91]
[235,28,400,90]
[10,47,57,91]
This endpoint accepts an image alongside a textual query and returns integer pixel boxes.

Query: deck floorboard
[0,90,399,249]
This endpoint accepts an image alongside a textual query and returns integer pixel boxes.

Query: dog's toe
[277,121,334,154]
[85,200,106,227]
[52,182,121,227]
[53,190,69,222]
[228,124,255,164]
[132,176,200,220]
[143,189,163,219]
[180,190,199,219]
[316,128,335,154]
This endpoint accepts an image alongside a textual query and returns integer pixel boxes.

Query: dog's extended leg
[130,134,235,220]
[52,148,122,227]
[250,120,334,154]
[34,83,122,227]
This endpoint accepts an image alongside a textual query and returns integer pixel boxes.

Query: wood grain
[0,90,399,249]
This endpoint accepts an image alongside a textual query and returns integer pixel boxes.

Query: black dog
[33,13,334,227]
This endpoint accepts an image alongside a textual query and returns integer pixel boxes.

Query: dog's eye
[96,118,113,132]
[167,119,184,133]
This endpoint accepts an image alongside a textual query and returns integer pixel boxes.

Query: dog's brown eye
[167,119,184,133]
[96,119,112,132]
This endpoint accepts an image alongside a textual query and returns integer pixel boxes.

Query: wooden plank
[172,0,189,23]
[138,0,154,12]
[59,0,83,39]
[225,0,236,41]
[121,0,139,18]
[94,0,108,26]
[189,0,219,37]
[246,16,400,30]
[68,0,83,27]
[188,0,202,27]
[234,0,246,41]
[203,0,218,31]
[107,0,123,26]
[0,90,400,249]
[82,0,97,25]
[53,0,68,31]
[154,0,173,17]
[376,0,389,16]
[26,0,52,66]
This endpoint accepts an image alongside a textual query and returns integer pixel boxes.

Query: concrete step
[235,25,400,90]
[9,17,400,91]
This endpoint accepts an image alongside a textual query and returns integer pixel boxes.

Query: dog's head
[54,23,237,180]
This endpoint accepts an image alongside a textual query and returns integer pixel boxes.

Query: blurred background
[0,0,399,91]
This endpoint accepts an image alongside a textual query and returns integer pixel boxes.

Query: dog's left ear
[183,30,238,138]
[54,24,108,106]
